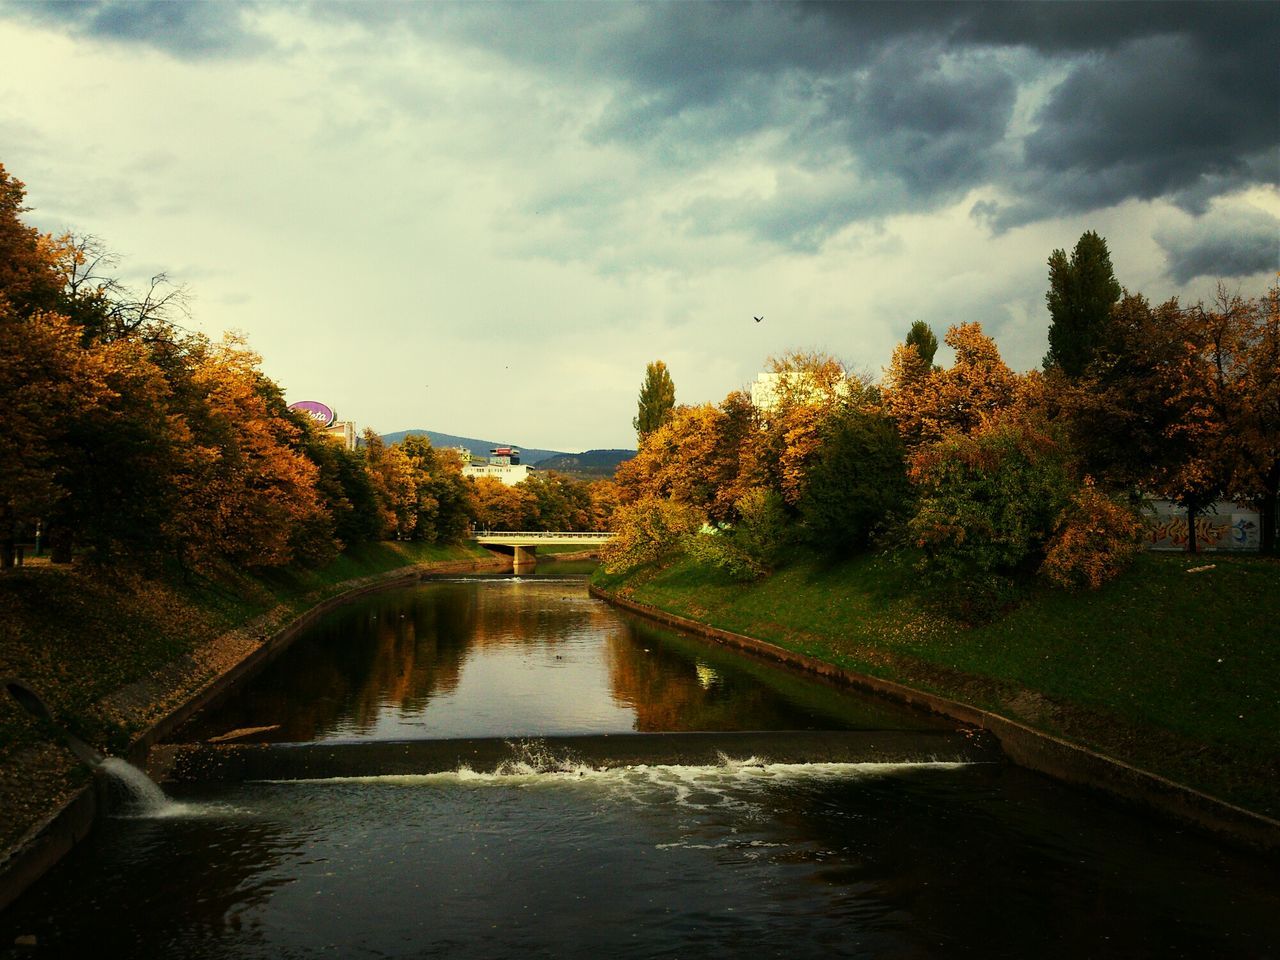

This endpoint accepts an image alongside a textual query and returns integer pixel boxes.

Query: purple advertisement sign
[287,400,336,427]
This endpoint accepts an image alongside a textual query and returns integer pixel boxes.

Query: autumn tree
[1044,230,1122,377]
[173,335,332,569]
[45,232,189,344]
[1167,286,1280,553]
[799,405,910,555]
[883,322,1021,448]
[362,431,418,538]
[51,333,195,565]
[471,476,534,531]
[1233,283,1280,553]
[0,164,62,318]
[633,360,676,440]
[687,488,789,581]
[908,420,1074,619]
[616,404,727,512]
[752,351,860,506]
[400,436,475,543]
[586,479,620,532]
[0,307,114,566]
[600,497,703,574]
[295,415,383,549]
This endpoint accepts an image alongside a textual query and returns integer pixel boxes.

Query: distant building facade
[750,370,851,412]
[287,400,356,451]
[462,447,534,487]
[325,421,356,451]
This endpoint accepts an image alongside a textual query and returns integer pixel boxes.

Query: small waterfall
[98,757,186,818]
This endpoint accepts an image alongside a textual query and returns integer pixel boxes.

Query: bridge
[471,530,615,572]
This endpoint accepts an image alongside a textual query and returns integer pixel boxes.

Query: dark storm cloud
[434,0,1277,246]
[1157,208,1280,285]
[8,0,1275,246]
[3,0,270,57]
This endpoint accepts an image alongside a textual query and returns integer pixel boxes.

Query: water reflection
[179,576,942,743]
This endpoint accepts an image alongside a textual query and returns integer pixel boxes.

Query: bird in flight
[754,315,764,323]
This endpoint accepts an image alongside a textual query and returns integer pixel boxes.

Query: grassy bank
[593,550,1280,818]
[0,541,494,850]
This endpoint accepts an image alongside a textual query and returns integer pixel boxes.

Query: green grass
[594,549,1280,817]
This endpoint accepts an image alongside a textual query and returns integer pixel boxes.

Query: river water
[3,572,1277,958]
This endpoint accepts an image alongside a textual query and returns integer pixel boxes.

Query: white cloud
[1,7,1275,454]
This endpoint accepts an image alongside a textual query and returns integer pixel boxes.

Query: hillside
[535,449,635,476]
[380,431,635,473]
[379,429,568,464]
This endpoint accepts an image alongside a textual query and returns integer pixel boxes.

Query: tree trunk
[0,504,14,570]
[1186,501,1198,554]
[1261,467,1279,556]
[48,524,73,564]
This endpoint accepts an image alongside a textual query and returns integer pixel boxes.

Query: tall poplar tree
[1043,230,1123,377]
[905,320,938,369]
[633,360,675,441]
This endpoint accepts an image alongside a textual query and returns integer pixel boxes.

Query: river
[2,571,1277,958]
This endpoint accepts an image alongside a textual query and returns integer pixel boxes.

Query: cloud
[6,1,1274,246]
[1157,206,1280,285]
[5,0,271,57]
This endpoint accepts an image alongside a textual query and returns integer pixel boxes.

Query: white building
[461,447,533,487]
[325,421,356,451]
[463,463,533,486]
[750,370,850,412]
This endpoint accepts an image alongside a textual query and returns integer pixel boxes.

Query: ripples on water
[6,577,1280,959]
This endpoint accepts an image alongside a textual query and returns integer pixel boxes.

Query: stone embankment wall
[591,585,1280,855]
[0,553,510,911]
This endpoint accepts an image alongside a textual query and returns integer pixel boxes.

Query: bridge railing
[473,530,614,539]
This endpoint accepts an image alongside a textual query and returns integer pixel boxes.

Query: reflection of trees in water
[604,629,784,731]
[458,581,615,650]
[187,587,478,741]
[188,581,616,741]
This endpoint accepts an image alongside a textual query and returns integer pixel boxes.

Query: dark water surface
[3,574,1278,959]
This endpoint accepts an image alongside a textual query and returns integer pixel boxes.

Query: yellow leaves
[1041,478,1145,590]
[883,321,1024,449]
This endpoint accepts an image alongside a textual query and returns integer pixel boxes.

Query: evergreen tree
[1044,230,1123,377]
[905,320,938,369]
[633,360,676,440]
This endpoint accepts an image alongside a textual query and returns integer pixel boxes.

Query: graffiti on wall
[1146,501,1261,552]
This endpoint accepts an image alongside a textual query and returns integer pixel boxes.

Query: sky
[1,1,1277,452]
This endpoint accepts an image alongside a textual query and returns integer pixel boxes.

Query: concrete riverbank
[0,549,510,910]
[590,583,1280,855]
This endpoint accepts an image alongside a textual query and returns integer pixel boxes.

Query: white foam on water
[99,757,234,819]
[262,756,976,812]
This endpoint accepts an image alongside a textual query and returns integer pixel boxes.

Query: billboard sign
[288,400,336,427]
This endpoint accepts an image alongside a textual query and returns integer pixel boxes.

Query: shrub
[907,420,1073,619]
[600,498,704,573]
[1041,478,1146,590]
[800,407,910,555]
[686,488,791,581]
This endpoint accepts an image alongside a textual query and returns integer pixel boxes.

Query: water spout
[4,678,105,768]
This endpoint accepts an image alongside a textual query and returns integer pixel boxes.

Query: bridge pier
[512,544,537,574]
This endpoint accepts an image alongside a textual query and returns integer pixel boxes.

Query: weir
[148,730,1000,783]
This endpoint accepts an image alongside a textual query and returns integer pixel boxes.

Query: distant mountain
[379,431,636,476]
[379,430,568,465]
[535,449,635,476]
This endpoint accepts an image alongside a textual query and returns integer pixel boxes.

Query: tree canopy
[1043,230,1123,377]
[633,360,676,440]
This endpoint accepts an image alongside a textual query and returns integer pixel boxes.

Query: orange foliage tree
[883,322,1022,448]
[175,335,331,568]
